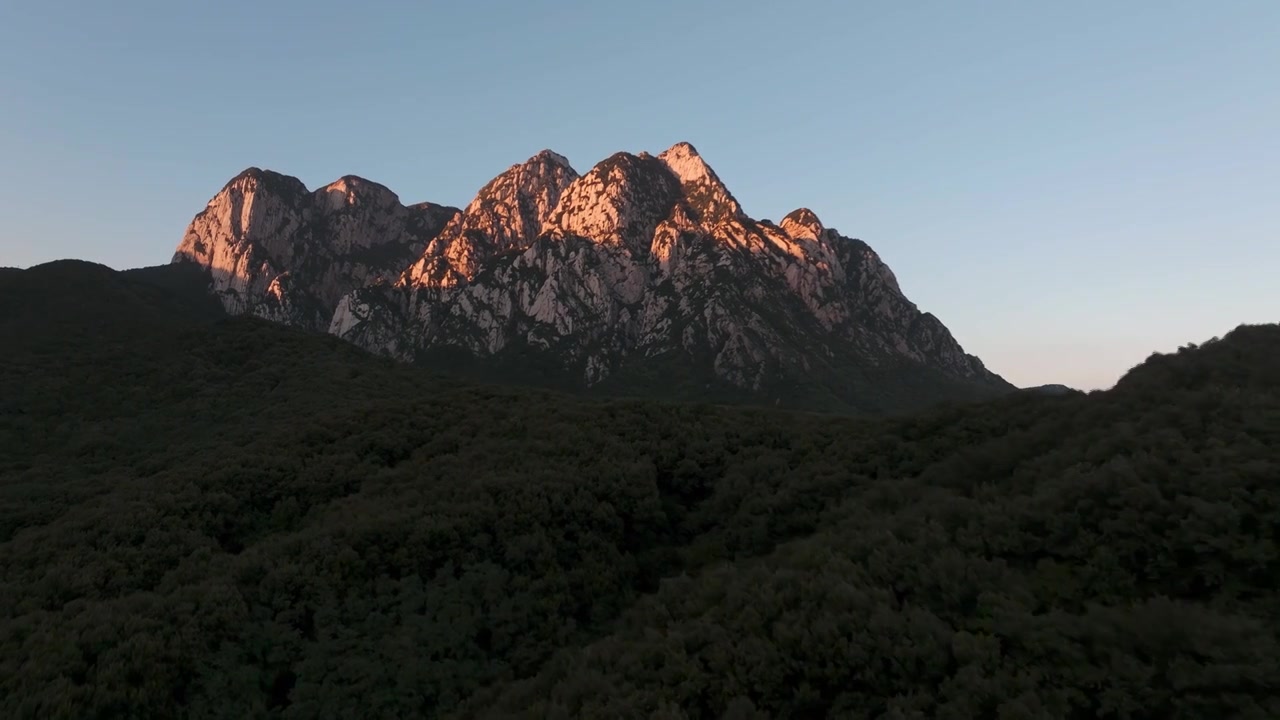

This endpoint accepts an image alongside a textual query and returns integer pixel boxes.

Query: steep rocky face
[548,152,683,257]
[657,141,744,226]
[401,150,578,289]
[328,143,1010,412]
[172,168,457,331]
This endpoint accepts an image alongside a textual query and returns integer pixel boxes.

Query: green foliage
[1,264,1278,718]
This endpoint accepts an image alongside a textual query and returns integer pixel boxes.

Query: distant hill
[1021,383,1079,395]
[1,260,223,354]
[1,262,1277,718]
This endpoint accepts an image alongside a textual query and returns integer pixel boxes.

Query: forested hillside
[1,262,1277,718]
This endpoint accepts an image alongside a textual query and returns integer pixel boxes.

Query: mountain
[172,168,458,332]
[3,260,1278,718]
[173,143,1012,413]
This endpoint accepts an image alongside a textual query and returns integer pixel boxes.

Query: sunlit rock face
[323,143,1011,408]
[175,143,1009,410]
[172,169,457,331]
[400,150,580,290]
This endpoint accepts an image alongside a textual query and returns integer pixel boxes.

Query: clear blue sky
[2,1,1276,390]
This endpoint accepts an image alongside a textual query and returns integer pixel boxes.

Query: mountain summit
[172,168,458,331]
[173,143,1011,412]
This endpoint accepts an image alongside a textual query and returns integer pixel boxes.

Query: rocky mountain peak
[319,175,402,212]
[193,169,310,244]
[462,150,581,220]
[402,150,581,287]
[531,149,574,170]
[221,167,309,200]
[780,208,825,240]
[657,141,702,173]
[407,201,463,228]
[173,168,454,330]
[657,141,743,224]
[548,152,683,256]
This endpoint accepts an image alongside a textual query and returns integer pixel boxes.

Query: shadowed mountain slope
[1,262,1277,717]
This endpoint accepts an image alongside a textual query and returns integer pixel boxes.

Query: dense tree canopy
[1,262,1278,718]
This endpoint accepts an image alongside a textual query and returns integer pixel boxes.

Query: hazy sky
[1,1,1276,390]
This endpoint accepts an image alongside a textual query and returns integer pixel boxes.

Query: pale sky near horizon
[1,1,1276,390]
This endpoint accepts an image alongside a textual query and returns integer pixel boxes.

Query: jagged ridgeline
[172,143,1012,413]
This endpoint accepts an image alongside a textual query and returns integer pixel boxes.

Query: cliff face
[176,143,1010,412]
[172,169,456,331]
